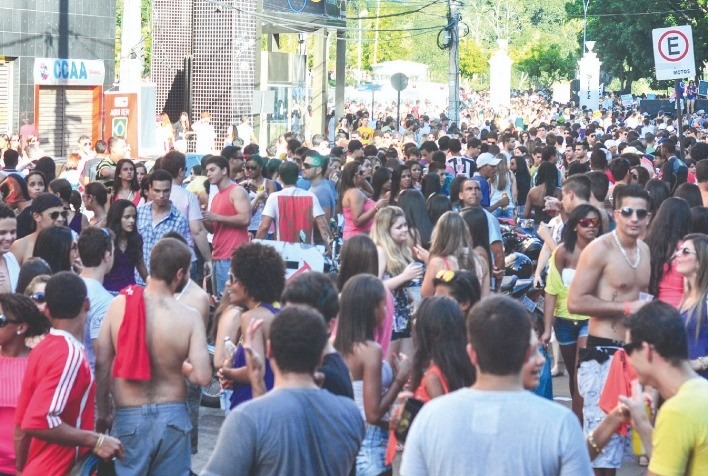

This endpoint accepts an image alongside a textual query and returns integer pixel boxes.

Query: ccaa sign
[34,58,105,86]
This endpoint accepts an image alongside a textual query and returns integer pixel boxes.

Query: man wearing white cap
[603,140,617,158]
[473,152,502,209]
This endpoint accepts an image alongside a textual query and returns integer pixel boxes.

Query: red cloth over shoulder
[112,285,151,380]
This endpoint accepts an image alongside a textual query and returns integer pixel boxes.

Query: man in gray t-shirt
[201,306,364,476]
[401,296,592,476]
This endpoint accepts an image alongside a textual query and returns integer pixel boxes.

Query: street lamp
[358,9,368,88]
[582,0,590,53]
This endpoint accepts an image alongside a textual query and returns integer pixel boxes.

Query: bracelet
[93,433,105,454]
[624,301,631,316]
[587,431,602,454]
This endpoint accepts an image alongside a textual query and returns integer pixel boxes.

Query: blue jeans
[111,403,192,475]
[356,425,389,476]
[213,259,231,299]
[554,317,589,346]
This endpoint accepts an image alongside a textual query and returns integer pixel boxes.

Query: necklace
[612,230,640,269]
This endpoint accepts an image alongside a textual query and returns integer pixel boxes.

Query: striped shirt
[15,329,95,475]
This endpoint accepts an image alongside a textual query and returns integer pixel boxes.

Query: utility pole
[448,0,460,126]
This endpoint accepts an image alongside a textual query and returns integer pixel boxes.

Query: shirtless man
[10,193,66,265]
[95,237,211,475]
[567,183,652,476]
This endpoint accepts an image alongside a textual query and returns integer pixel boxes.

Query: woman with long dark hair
[543,204,602,420]
[335,274,412,476]
[336,234,393,358]
[645,197,692,308]
[511,154,531,216]
[676,233,708,378]
[645,178,670,218]
[398,189,433,249]
[32,226,78,274]
[385,296,475,466]
[524,161,560,222]
[371,167,392,202]
[389,165,413,204]
[460,207,492,276]
[111,159,141,205]
[103,199,148,292]
[425,193,451,226]
[16,171,47,239]
[340,161,387,240]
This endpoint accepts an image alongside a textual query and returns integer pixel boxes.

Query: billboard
[263,0,343,18]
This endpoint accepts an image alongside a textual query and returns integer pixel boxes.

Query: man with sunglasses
[619,301,708,476]
[568,184,652,474]
[10,193,66,265]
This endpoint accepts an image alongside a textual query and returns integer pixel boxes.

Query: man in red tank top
[203,156,252,297]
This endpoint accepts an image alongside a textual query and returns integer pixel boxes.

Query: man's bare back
[176,279,210,328]
[98,291,211,409]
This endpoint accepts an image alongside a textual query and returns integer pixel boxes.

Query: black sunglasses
[618,207,648,220]
[244,165,259,171]
[301,163,314,169]
[47,210,69,220]
[622,341,643,356]
[0,313,21,328]
[31,292,46,303]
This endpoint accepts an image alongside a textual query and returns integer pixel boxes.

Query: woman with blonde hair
[371,206,424,358]
[157,112,174,152]
[489,153,516,218]
[676,233,708,378]
[420,211,489,298]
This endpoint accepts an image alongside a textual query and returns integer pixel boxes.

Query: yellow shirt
[649,377,708,476]
[357,126,374,142]
[544,248,589,321]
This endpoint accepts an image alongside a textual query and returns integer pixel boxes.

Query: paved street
[191,365,647,474]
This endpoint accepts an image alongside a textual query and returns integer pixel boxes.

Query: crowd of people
[0,88,707,476]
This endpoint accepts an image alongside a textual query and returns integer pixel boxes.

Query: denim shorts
[111,403,192,475]
[356,424,390,476]
[553,317,589,346]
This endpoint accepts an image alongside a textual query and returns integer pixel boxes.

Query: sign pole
[397,89,401,132]
[676,80,684,160]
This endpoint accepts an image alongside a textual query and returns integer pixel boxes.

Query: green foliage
[512,29,578,88]
[115,0,153,78]
[565,0,708,93]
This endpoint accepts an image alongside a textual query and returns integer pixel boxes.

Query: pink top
[0,355,30,474]
[342,199,376,240]
[658,260,684,309]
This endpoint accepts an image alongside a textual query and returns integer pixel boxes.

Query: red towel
[112,285,151,381]
[599,349,637,435]
[278,195,314,243]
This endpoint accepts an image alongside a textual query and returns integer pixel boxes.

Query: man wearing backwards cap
[473,152,502,209]
[10,192,67,265]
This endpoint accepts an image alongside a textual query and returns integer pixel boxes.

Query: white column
[489,39,512,108]
[119,0,143,90]
[578,41,602,112]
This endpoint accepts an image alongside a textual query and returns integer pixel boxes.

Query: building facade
[0,0,116,157]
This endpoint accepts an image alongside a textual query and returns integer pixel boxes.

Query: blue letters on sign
[53,59,89,80]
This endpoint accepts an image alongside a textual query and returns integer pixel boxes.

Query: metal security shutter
[0,62,9,135]
[38,87,94,158]
[38,87,65,158]
[64,88,94,155]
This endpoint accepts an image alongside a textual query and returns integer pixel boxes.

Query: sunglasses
[0,313,21,328]
[675,246,696,257]
[48,210,69,220]
[228,272,237,284]
[434,270,456,283]
[622,341,643,356]
[31,292,46,303]
[578,217,599,228]
[618,207,649,220]
[301,163,315,169]
[244,165,259,171]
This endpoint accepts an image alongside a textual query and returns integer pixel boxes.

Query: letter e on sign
[652,25,695,81]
